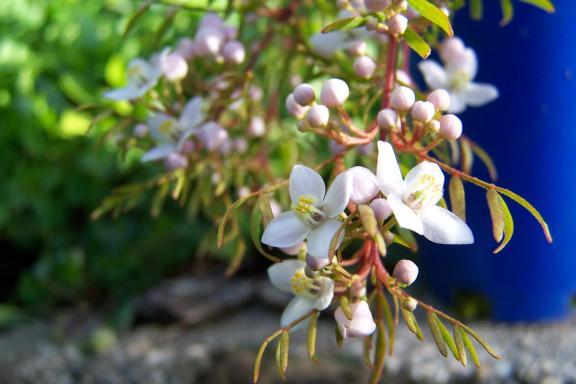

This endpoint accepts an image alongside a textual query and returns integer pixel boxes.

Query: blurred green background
[0,0,218,327]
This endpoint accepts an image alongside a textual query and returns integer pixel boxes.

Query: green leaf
[404,27,431,59]
[225,237,246,276]
[486,190,515,254]
[401,308,423,340]
[517,0,555,12]
[500,0,514,25]
[307,312,319,362]
[340,295,354,320]
[454,326,468,367]
[276,331,290,379]
[321,16,367,33]
[363,335,373,368]
[470,0,484,20]
[464,327,501,359]
[449,176,466,221]
[461,331,480,368]
[437,319,460,360]
[358,205,378,237]
[369,322,387,384]
[427,312,448,357]
[217,195,253,247]
[408,0,454,36]
[123,1,152,38]
[465,137,498,181]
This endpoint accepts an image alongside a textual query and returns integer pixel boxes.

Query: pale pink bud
[396,69,413,86]
[387,14,408,35]
[370,198,392,223]
[390,86,415,111]
[237,186,251,199]
[335,301,376,338]
[222,41,245,64]
[439,114,463,140]
[293,83,316,106]
[164,153,188,170]
[162,53,188,81]
[175,38,196,60]
[219,136,232,155]
[194,27,225,56]
[199,13,225,29]
[402,297,418,312]
[427,119,440,133]
[364,0,391,12]
[133,123,148,138]
[346,40,367,57]
[393,259,419,285]
[441,37,466,63]
[353,56,377,79]
[248,116,266,137]
[286,93,309,119]
[349,166,380,205]
[198,122,227,150]
[233,137,248,153]
[250,86,263,101]
[211,173,221,184]
[180,139,195,154]
[306,104,330,127]
[427,89,451,111]
[411,101,436,123]
[306,253,330,270]
[320,78,350,107]
[377,108,398,130]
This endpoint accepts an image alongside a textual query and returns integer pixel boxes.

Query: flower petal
[461,83,499,107]
[323,171,352,217]
[261,212,311,248]
[347,301,376,337]
[289,165,326,204]
[103,84,147,101]
[420,205,474,244]
[314,276,334,311]
[141,144,176,162]
[418,60,448,90]
[307,218,343,258]
[403,161,444,208]
[281,296,316,327]
[348,166,380,205]
[267,259,306,293]
[376,141,404,197]
[447,48,478,80]
[179,97,204,129]
[148,113,178,143]
[387,194,424,235]
[447,92,467,114]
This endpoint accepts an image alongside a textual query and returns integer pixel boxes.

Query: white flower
[141,97,204,163]
[268,259,334,327]
[418,38,498,114]
[103,57,162,100]
[261,165,352,259]
[376,141,473,244]
[335,300,376,338]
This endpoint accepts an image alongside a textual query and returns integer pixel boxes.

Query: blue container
[421,1,576,321]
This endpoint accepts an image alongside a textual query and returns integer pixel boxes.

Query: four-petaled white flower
[418,37,498,114]
[376,141,473,244]
[142,97,204,163]
[261,165,352,259]
[103,56,163,101]
[268,259,334,327]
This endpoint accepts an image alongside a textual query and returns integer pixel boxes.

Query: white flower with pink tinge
[261,165,352,259]
[268,259,334,327]
[376,141,473,244]
[418,37,498,114]
[103,57,162,101]
[335,300,376,338]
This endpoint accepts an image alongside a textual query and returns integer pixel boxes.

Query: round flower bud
[237,186,251,199]
[320,78,350,107]
[286,93,309,119]
[164,152,188,170]
[393,259,419,286]
[194,27,225,56]
[222,41,245,64]
[370,198,392,223]
[198,121,227,150]
[439,114,463,140]
[427,119,440,134]
[248,116,266,137]
[402,297,418,312]
[133,123,148,138]
[180,139,195,154]
[306,253,330,270]
[199,13,225,29]
[349,166,380,205]
[377,108,398,130]
[293,83,316,106]
[211,172,221,184]
[411,101,436,123]
[390,86,415,111]
[175,38,196,60]
[306,104,330,127]
[427,89,451,111]
[346,40,367,57]
[387,14,408,35]
[364,0,391,12]
[233,137,248,153]
[441,37,466,63]
[335,300,377,338]
[161,53,188,81]
[353,56,377,79]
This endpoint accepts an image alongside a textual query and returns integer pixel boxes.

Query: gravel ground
[0,277,574,384]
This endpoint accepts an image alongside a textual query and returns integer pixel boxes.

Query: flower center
[128,64,151,87]
[404,174,442,211]
[290,271,315,297]
[293,195,326,226]
[450,70,470,91]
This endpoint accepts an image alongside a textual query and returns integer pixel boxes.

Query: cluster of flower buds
[376,86,463,141]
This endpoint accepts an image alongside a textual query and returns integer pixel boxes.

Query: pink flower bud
[293,83,316,106]
[175,38,196,60]
[346,40,367,57]
[427,89,451,111]
[335,301,376,338]
[306,253,330,270]
[320,78,350,107]
[237,186,251,199]
[353,56,377,79]
[200,13,225,29]
[387,14,408,35]
[370,198,392,223]
[162,53,188,81]
[164,152,188,170]
[393,259,419,285]
[194,27,225,56]
[377,108,398,130]
[441,37,466,63]
[390,86,415,111]
[439,114,463,140]
[364,0,391,12]
[198,121,227,150]
[306,104,330,127]
[427,119,440,133]
[349,166,380,205]
[133,123,148,138]
[180,139,195,154]
[411,101,436,123]
[248,116,266,137]
[222,41,245,64]
[286,93,309,119]
[233,137,248,153]
[402,297,418,312]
